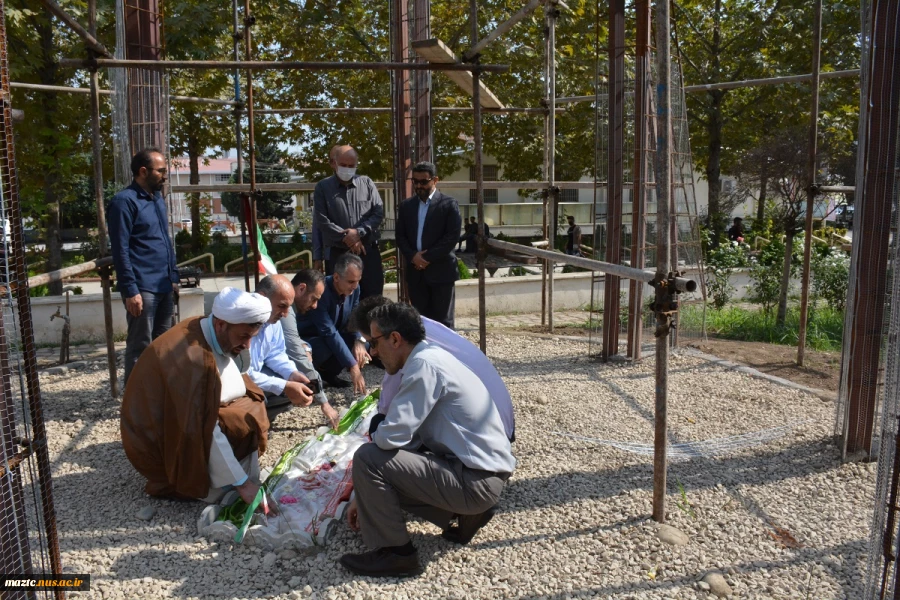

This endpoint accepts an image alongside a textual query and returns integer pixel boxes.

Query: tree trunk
[187,114,202,251]
[776,230,793,327]
[38,15,62,295]
[756,159,768,224]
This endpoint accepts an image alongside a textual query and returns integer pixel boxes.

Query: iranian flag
[257,225,277,275]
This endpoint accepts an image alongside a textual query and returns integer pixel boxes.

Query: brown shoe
[339,548,421,578]
[441,506,496,545]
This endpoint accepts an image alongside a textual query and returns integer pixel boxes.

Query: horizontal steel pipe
[60,58,509,73]
[486,238,655,283]
[27,256,113,288]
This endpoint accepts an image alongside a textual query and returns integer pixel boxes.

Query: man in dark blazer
[295,253,369,394]
[396,161,462,329]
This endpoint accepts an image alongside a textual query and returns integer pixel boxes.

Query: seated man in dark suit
[396,161,462,329]
[295,253,369,394]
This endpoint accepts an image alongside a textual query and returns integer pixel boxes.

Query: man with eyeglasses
[108,147,179,385]
[395,161,462,329]
[313,144,384,298]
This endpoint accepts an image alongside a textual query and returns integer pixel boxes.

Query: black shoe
[339,548,421,578]
[441,506,496,545]
[323,376,352,389]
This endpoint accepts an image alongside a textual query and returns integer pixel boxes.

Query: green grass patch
[678,304,843,352]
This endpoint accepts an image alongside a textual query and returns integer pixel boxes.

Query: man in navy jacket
[395,161,462,329]
[295,253,369,394]
[108,148,179,384]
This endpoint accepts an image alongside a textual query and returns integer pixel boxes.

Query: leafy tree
[64,176,117,229]
[221,143,294,221]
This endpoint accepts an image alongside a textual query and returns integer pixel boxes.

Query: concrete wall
[26,288,205,345]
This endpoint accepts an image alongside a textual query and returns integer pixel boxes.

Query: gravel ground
[31,333,873,599]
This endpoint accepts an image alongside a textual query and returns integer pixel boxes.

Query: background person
[395,161,462,329]
[313,144,384,299]
[108,147,179,384]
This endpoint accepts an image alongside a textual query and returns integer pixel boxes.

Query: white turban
[211,287,271,324]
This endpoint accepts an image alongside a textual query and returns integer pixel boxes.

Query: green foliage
[210,231,229,246]
[704,234,750,309]
[174,229,192,247]
[458,259,471,280]
[221,144,294,220]
[749,237,798,314]
[507,266,529,277]
[384,269,398,284]
[679,304,843,352]
[65,177,118,229]
[811,248,850,312]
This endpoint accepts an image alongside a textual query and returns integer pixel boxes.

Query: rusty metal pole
[546,2,558,333]
[243,0,259,288]
[88,0,118,398]
[471,0,487,353]
[541,8,550,327]
[797,0,823,367]
[392,0,413,303]
[652,0,673,524]
[627,0,651,361]
[603,0,625,359]
[231,0,249,292]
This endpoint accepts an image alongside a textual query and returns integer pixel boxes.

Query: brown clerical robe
[120,317,269,499]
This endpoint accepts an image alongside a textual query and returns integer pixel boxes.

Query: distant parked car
[210,225,229,234]
[180,218,192,230]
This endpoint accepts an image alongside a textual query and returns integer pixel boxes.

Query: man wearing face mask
[395,161,462,329]
[313,144,384,299]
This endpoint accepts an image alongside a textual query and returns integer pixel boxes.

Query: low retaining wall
[24,288,205,345]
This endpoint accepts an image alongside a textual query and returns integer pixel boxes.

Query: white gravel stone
[657,524,689,546]
[35,335,873,599]
[702,571,733,597]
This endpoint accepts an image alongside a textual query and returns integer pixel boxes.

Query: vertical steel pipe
[472,0,487,353]
[627,0,651,361]
[546,3,557,332]
[603,0,625,359]
[231,0,249,291]
[652,0,673,524]
[797,0,823,367]
[88,0,118,399]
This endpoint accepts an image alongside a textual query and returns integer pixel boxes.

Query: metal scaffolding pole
[602,0,625,359]
[242,0,260,289]
[60,58,510,73]
[797,0,823,367]
[627,0,651,361]
[232,0,249,292]
[87,0,118,399]
[652,0,673,524]
[472,0,487,354]
[546,2,558,333]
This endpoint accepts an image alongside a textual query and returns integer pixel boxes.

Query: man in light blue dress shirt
[248,275,340,429]
[340,303,515,577]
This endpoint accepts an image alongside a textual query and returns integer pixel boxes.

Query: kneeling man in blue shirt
[340,303,515,577]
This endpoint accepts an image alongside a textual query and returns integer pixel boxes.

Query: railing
[176,252,215,273]
[275,250,313,270]
[224,256,246,273]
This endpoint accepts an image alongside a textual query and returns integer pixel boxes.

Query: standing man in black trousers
[395,161,462,329]
[313,144,384,299]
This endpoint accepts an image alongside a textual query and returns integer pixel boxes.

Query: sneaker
[339,547,421,578]
[441,506,496,545]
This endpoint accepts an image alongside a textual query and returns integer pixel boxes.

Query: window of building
[722,179,735,194]
[215,173,231,182]
[560,188,578,203]
[469,165,499,203]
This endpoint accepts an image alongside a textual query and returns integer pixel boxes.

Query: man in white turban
[121,287,274,503]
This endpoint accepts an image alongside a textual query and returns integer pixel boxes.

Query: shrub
[748,237,798,314]
[704,236,749,309]
[811,249,850,312]
[458,259,471,280]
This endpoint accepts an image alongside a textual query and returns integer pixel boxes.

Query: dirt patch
[684,338,842,393]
